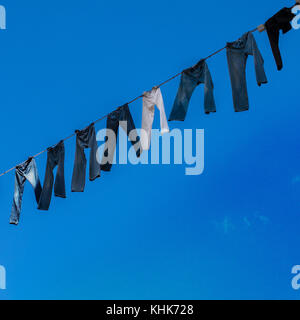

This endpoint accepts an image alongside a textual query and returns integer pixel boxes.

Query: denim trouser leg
[101,115,119,172]
[101,104,141,172]
[10,158,42,225]
[226,50,249,112]
[38,141,66,211]
[169,73,199,121]
[53,145,66,198]
[72,132,87,192]
[10,171,26,225]
[169,60,216,121]
[120,105,141,158]
[88,126,100,182]
[71,124,100,192]
[202,63,217,114]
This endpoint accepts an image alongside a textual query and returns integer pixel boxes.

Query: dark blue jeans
[101,104,141,172]
[71,123,100,192]
[169,59,216,121]
[10,158,42,225]
[38,141,66,211]
[226,32,268,112]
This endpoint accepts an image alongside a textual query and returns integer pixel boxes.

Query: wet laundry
[141,87,169,151]
[265,7,296,71]
[10,158,42,225]
[71,123,100,192]
[101,104,141,172]
[226,32,268,112]
[168,59,216,121]
[38,140,66,211]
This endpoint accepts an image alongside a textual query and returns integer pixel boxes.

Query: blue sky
[0,0,299,300]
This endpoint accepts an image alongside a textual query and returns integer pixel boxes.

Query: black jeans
[101,104,141,172]
[10,158,42,225]
[38,141,66,211]
[71,123,100,192]
[265,7,295,71]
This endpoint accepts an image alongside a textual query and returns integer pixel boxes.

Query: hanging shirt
[141,87,169,151]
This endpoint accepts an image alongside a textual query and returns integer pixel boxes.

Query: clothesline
[0,8,296,178]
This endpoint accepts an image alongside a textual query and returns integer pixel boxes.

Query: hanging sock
[101,104,142,172]
[10,158,42,225]
[141,87,169,151]
[226,32,268,112]
[38,141,66,211]
[265,7,296,71]
[71,123,100,192]
[168,59,216,122]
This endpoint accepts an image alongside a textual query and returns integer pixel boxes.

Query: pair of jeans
[101,104,141,171]
[71,123,100,192]
[226,32,268,112]
[141,88,169,150]
[10,158,42,225]
[265,7,295,71]
[38,141,66,211]
[168,59,216,121]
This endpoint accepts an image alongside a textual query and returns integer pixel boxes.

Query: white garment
[141,87,169,150]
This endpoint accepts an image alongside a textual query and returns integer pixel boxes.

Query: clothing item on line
[101,104,141,172]
[38,140,66,211]
[10,158,42,225]
[71,123,100,192]
[265,7,296,71]
[168,59,216,122]
[226,32,268,112]
[141,87,169,151]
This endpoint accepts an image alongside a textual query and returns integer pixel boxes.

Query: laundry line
[0,26,261,178]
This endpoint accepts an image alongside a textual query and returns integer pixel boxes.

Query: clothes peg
[257,24,266,32]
